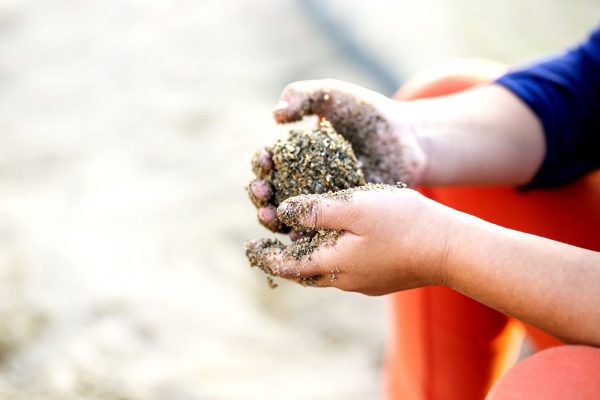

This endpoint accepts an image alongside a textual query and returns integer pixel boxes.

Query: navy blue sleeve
[495,26,600,188]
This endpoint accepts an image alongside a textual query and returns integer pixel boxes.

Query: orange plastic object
[486,346,600,400]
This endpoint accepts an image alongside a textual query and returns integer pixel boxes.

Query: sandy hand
[273,79,426,185]
[245,184,449,295]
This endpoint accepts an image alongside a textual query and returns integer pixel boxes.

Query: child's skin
[247,79,600,346]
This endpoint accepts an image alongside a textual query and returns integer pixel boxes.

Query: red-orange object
[384,59,600,400]
[487,345,600,400]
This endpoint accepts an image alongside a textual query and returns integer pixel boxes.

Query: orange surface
[486,346,600,400]
[384,59,600,400]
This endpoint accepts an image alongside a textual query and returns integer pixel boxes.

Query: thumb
[277,193,356,232]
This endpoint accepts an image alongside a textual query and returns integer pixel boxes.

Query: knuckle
[344,204,362,222]
[335,204,362,231]
[312,200,323,228]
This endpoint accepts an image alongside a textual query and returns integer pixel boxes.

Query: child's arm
[402,84,546,186]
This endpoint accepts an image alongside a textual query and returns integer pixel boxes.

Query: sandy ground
[0,1,597,399]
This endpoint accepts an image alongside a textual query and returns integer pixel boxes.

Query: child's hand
[248,79,427,236]
[247,185,459,296]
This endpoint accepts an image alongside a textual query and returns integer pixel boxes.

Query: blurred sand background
[0,0,597,399]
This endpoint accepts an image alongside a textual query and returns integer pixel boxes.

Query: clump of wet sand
[257,120,366,205]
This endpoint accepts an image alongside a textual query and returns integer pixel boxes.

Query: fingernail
[277,198,307,230]
[252,149,273,177]
[258,205,290,233]
[258,204,277,223]
[273,100,288,113]
[257,149,273,173]
[250,179,272,201]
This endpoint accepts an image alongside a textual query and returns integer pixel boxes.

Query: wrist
[391,191,466,288]
[424,200,485,288]
[394,86,546,186]
[385,101,433,186]
[389,99,460,187]
[438,208,497,292]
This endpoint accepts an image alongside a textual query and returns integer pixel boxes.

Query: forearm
[445,211,600,345]
[401,85,546,186]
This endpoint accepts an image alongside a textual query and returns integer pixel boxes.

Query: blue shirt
[496,26,600,188]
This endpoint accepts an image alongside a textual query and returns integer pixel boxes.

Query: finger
[244,238,284,277]
[292,232,355,287]
[244,238,323,279]
[257,205,290,233]
[273,79,388,124]
[245,231,354,290]
[251,148,274,178]
[247,179,273,207]
[273,83,332,124]
[296,232,359,289]
[277,193,358,232]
